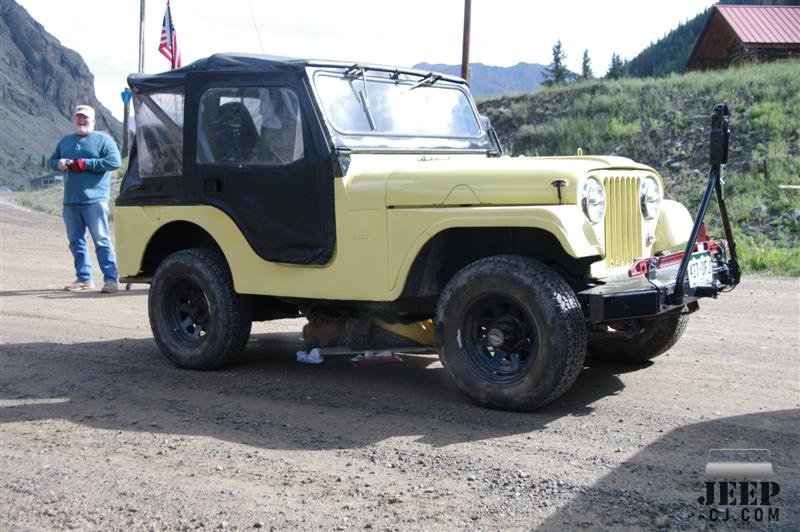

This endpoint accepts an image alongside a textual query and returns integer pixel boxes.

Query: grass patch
[735,232,800,276]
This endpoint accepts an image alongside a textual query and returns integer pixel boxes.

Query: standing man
[49,105,122,293]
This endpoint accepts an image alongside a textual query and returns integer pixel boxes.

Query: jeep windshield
[310,66,491,152]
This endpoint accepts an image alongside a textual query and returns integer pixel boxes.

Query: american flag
[158,1,181,69]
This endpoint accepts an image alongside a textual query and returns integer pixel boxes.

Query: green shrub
[735,232,800,276]
[607,117,640,138]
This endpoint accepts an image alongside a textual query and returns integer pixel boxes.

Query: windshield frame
[307,65,493,153]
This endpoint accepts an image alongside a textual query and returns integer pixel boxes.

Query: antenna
[248,2,266,54]
[138,0,145,73]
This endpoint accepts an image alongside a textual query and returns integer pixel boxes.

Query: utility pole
[461,0,471,83]
[138,0,145,73]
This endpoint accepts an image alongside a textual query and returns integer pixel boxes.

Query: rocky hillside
[0,0,121,190]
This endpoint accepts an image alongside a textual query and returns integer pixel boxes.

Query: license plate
[688,251,713,288]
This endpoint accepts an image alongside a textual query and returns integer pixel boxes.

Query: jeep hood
[385,156,654,207]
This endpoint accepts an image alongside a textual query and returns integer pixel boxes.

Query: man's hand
[57,158,69,171]
[66,159,86,173]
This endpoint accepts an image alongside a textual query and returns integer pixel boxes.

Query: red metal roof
[716,5,800,45]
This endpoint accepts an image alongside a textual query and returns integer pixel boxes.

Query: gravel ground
[1,200,798,530]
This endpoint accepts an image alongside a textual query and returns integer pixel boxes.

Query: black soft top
[121,53,481,267]
[127,53,467,92]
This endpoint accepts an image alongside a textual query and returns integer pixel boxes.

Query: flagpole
[138,0,145,73]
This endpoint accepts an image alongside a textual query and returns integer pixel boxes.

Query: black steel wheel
[460,294,539,385]
[435,255,586,411]
[149,248,251,370]
[164,278,210,345]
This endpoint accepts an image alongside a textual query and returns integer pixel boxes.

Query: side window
[134,91,184,177]
[197,87,304,166]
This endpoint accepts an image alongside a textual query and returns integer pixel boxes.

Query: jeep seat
[213,101,259,163]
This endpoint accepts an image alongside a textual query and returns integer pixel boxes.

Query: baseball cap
[74,105,95,120]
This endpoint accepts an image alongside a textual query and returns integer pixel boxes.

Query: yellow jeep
[117,54,739,411]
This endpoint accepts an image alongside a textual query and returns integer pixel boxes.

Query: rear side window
[134,91,184,177]
[197,87,304,166]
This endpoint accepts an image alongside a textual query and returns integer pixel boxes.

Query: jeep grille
[603,175,644,268]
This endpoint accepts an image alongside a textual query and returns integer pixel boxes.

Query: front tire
[149,248,252,370]
[435,255,586,411]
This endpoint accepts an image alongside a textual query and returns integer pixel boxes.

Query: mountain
[413,62,548,97]
[0,0,121,190]
[626,0,800,78]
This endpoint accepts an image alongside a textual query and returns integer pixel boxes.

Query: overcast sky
[17,0,716,120]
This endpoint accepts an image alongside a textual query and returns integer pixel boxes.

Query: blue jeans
[63,202,118,283]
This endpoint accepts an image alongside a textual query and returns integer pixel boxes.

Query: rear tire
[435,255,586,411]
[589,309,688,363]
[149,248,252,370]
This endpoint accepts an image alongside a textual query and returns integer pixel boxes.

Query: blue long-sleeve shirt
[49,131,121,205]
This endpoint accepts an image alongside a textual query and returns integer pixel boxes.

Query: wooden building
[687,5,800,71]
[29,172,63,190]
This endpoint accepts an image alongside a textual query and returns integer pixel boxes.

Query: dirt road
[1,200,798,530]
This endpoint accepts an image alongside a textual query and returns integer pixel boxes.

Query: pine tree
[581,49,594,80]
[606,53,625,80]
[544,40,568,85]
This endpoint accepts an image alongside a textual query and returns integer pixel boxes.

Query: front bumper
[577,243,738,322]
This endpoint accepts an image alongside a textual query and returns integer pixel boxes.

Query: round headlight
[580,177,605,224]
[640,177,662,220]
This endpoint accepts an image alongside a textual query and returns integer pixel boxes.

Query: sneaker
[65,279,94,291]
[101,280,119,294]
